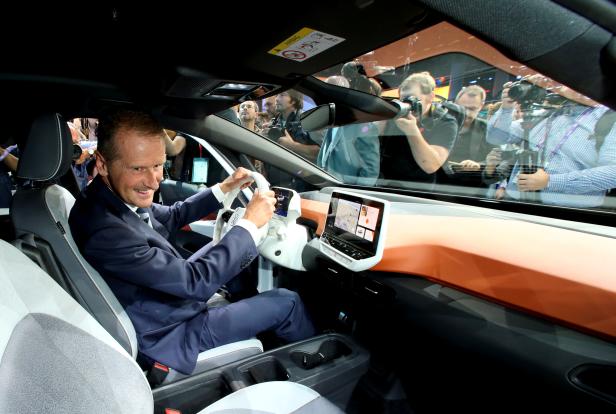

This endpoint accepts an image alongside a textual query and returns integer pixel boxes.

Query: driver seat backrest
[10,113,262,383]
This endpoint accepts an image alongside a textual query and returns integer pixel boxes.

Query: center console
[152,333,369,414]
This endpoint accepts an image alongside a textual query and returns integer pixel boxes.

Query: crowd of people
[231,65,616,210]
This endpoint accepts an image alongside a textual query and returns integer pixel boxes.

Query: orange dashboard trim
[301,199,616,341]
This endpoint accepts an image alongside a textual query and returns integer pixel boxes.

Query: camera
[517,149,539,175]
[267,126,286,140]
[507,80,546,109]
[392,96,423,124]
[72,144,83,160]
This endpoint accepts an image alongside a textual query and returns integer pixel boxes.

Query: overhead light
[205,94,236,100]
[204,82,257,98]
[201,81,280,101]
[218,83,256,91]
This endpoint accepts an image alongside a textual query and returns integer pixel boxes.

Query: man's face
[264,97,277,116]
[239,101,258,122]
[456,92,483,122]
[399,83,433,117]
[97,130,166,208]
[275,93,293,114]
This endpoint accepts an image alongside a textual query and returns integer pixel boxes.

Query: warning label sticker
[268,28,345,62]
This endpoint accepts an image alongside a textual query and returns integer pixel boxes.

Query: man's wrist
[235,218,259,245]
[219,182,231,194]
[211,184,226,203]
[406,129,424,142]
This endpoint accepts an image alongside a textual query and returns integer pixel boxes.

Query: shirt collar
[125,203,139,215]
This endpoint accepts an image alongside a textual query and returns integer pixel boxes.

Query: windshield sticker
[269,28,345,62]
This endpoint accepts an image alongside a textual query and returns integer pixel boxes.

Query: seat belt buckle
[147,361,169,387]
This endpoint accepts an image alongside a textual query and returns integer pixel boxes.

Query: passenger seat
[0,239,343,413]
[10,113,262,384]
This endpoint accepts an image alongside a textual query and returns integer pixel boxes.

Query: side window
[0,139,19,211]
[161,132,229,205]
[67,118,98,192]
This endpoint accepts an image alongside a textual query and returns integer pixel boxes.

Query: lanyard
[537,107,593,168]
[198,144,203,158]
[321,128,339,165]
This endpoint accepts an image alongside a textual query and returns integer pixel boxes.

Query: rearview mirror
[300,103,335,132]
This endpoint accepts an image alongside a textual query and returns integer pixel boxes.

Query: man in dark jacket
[69,109,315,374]
[380,72,458,186]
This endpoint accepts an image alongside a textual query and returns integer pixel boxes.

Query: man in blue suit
[69,110,315,375]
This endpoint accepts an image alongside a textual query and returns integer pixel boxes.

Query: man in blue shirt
[486,85,616,208]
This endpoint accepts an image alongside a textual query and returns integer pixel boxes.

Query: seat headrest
[16,113,73,182]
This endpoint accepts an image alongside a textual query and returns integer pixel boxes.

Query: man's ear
[95,150,108,177]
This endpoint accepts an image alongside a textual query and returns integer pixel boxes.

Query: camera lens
[268,127,284,140]
[72,144,83,160]
[507,81,546,107]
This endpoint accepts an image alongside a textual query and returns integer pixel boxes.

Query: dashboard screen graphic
[324,192,384,255]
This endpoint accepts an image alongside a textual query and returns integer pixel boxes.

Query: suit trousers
[188,241,316,351]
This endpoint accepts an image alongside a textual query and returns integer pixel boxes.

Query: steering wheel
[212,171,270,245]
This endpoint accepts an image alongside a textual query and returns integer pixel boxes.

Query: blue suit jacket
[69,176,258,373]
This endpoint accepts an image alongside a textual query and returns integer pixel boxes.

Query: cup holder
[290,339,352,370]
[240,356,289,384]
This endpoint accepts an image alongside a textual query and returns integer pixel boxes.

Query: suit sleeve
[83,220,258,301]
[151,188,221,233]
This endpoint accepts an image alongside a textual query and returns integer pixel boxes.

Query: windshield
[233,21,616,213]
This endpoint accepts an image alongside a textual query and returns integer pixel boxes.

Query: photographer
[440,85,495,188]
[265,90,320,162]
[380,72,458,184]
[487,80,616,208]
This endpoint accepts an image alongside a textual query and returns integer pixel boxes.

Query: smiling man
[69,109,315,375]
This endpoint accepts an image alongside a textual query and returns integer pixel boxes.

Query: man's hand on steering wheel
[220,167,255,194]
[244,189,276,228]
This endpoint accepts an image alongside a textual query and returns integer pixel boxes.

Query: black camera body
[517,148,539,175]
[267,126,286,140]
[507,80,546,109]
[392,96,423,125]
[72,144,83,160]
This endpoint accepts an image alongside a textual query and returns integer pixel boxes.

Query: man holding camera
[380,72,458,185]
[265,90,320,162]
[487,81,616,208]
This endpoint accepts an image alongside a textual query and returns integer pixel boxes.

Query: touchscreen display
[323,192,384,255]
[272,187,293,217]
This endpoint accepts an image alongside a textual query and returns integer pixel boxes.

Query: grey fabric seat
[9,113,262,383]
[0,240,343,414]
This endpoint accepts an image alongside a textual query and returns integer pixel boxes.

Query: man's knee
[276,288,299,299]
[267,288,302,313]
[275,288,301,303]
